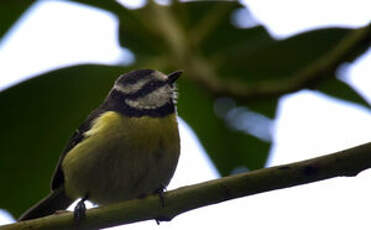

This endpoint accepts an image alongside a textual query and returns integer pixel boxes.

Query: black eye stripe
[125,80,167,99]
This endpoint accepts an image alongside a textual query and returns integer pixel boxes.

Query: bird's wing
[51,106,105,190]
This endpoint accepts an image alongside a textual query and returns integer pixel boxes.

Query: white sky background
[0,0,371,229]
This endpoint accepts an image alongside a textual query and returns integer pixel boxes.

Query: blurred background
[0,0,370,229]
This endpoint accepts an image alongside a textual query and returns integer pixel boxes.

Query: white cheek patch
[125,86,172,110]
[114,78,151,94]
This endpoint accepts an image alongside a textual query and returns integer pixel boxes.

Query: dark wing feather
[51,106,106,190]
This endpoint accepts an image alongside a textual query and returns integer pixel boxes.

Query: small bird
[18,69,182,221]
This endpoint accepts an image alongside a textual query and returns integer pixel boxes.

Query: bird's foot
[74,194,89,225]
[154,185,167,225]
[155,184,166,208]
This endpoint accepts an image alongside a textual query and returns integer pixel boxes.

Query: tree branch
[2,142,371,230]
[185,23,371,102]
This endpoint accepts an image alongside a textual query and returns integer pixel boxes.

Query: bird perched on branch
[19,69,182,222]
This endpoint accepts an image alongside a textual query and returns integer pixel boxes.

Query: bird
[18,69,182,222]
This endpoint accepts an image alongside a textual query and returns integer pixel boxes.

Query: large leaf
[0,1,34,39]
[218,28,353,82]
[0,65,131,218]
[177,79,271,176]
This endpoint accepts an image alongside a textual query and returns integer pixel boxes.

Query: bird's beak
[167,70,183,85]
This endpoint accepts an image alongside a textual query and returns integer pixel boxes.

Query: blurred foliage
[220,28,353,81]
[0,0,369,218]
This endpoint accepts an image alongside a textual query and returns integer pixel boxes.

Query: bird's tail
[18,186,73,221]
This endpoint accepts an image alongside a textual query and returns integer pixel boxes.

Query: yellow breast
[62,111,180,204]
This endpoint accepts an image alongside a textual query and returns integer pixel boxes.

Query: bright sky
[0,0,370,229]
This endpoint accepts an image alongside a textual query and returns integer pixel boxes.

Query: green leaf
[0,1,34,39]
[317,77,370,108]
[0,64,131,218]
[177,79,271,176]
[219,28,353,82]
